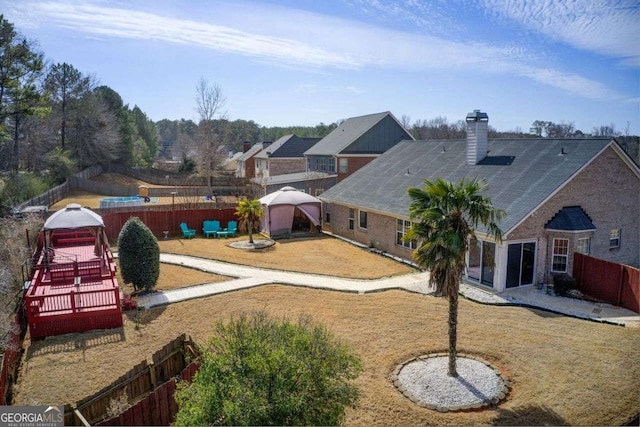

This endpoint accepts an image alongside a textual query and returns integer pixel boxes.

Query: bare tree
[194,78,229,192]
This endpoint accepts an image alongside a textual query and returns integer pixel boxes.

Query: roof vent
[560,147,566,155]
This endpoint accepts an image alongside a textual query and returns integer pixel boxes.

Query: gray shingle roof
[255,135,321,159]
[238,143,268,161]
[304,112,392,156]
[251,171,335,186]
[545,206,596,231]
[319,138,613,235]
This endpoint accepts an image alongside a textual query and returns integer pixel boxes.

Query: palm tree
[235,198,264,244]
[406,177,504,377]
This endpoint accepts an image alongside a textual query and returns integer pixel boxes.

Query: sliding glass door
[506,242,536,288]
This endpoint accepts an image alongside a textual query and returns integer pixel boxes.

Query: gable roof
[255,135,321,159]
[304,111,411,156]
[238,143,268,162]
[319,137,617,235]
[545,206,596,231]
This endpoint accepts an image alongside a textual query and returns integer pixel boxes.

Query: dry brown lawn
[13,285,640,426]
[14,185,640,425]
[154,236,415,279]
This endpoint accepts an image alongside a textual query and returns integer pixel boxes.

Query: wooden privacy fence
[108,164,237,187]
[63,334,199,426]
[573,253,640,313]
[96,362,200,426]
[14,165,103,211]
[0,312,24,405]
[101,207,238,242]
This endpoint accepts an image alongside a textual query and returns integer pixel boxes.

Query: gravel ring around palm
[228,239,276,250]
[392,354,510,412]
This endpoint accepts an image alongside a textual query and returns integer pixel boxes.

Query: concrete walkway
[134,253,640,327]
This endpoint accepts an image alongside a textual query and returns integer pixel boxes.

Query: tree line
[1,13,637,209]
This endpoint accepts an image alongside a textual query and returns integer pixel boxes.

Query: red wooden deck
[26,235,123,340]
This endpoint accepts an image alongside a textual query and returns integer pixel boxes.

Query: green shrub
[0,172,49,206]
[173,311,362,426]
[117,217,159,292]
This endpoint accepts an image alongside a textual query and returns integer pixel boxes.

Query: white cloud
[481,0,640,68]
[7,0,631,102]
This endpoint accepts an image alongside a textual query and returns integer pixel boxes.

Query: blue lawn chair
[180,222,196,238]
[202,220,221,238]
[225,221,238,237]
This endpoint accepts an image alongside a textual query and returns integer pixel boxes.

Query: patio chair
[180,222,196,238]
[202,220,221,238]
[225,221,238,237]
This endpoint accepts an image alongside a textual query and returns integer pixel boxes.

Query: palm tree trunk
[448,291,458,377]
[248,213,254,244]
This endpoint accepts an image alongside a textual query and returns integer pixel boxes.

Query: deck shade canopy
[44,203,105,230]
[43,203,107,254]
[259,186,321,237]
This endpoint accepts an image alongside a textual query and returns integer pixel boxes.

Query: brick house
[320,111,640,293]
[304,111,414,183]
[254,134,321,179]
[236,141,271,179]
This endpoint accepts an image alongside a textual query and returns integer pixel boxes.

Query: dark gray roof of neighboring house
[255,135,321,159]
[545,206,596,231]
[304,111,397,156]
[319,137,614,235]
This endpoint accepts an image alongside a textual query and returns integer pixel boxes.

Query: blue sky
[3,0,639,134]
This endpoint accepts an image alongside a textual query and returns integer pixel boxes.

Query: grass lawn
[13,187,640,425]
[13,285,640,426]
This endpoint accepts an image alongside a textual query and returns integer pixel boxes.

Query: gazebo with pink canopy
[258,186,322,238]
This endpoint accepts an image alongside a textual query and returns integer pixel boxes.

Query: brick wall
[268,158,306,176]
[327,204,414,260]
[509,146,640,279]
[336,156,377,182]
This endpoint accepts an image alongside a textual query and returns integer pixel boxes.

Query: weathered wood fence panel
[63,334,199,426]
[573,253,640,313]
[96,361,200,427]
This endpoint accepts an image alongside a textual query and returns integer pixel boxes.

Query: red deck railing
[25,236,123,340]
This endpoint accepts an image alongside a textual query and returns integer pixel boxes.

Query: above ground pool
[99,196,146,209]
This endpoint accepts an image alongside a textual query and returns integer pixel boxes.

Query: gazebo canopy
[258,187,321,238]
[259,186,321,206]
[44,203,104,230]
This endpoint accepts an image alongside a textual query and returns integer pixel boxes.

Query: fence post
[617,264,624,305]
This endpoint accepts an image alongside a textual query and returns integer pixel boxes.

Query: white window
[577,237,590,255]
[339,158,348,173]
[359,210,368,229]
[396,219,416,249]
[610,229,621,249]
[552,238,569,272]
[348,208,355,230]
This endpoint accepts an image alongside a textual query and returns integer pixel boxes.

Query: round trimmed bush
[117,216,159,292]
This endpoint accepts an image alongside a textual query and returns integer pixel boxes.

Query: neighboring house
[236,141,271,179]
[320,110,640,293]
[304,111,414,183]
[254,134,321,178]
[252,171,337,198]
[222,151,243,172]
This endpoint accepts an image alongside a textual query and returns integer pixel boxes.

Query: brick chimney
[466,110,488,165]
[243,141,251,153]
